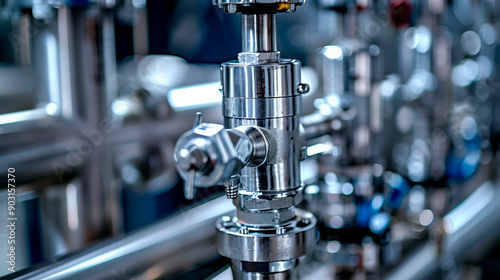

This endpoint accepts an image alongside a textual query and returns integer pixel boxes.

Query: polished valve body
[174,0,317,279]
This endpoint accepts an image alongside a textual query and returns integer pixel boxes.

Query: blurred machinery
[1,0,500,279]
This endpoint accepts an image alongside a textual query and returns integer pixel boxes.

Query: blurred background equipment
[1,0,500,279]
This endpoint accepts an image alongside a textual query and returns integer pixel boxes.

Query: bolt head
[227,4,237,13]
[276,227,286,234]
[239,227,249,234]
[297,83,310,94]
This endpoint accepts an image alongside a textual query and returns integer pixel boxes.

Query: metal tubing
[241,14,277,53]
[384,181,500,280]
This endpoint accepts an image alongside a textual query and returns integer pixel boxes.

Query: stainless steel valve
[173,0,317,279]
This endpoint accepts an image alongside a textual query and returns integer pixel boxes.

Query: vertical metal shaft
[241,14,277,53]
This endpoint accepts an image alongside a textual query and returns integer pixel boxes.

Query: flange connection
[216,209,317,262]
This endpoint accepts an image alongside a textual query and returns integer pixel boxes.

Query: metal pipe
[6,196,234,280]
[301,111,343,142]
[384,181,500,280]
[57,6,75,119]
[230,259,299,280]
[241,14,277,53]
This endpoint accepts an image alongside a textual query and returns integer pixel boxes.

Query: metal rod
[241,14,277,53]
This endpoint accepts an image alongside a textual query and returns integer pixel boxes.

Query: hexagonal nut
[238,52,280,64]
[293,190,304,204]
[238,195,298,211]
[174,123,243,187]
[236,186,306,210]
[239,198,271,211]
[269,196,293,210]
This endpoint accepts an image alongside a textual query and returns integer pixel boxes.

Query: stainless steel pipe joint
[216,209,317,280]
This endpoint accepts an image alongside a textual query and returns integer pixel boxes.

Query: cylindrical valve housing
[221,58,303,193]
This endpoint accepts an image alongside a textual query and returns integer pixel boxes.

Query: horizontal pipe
[0,105,223,188]
[6,196,235,280]
[301,111,342,142]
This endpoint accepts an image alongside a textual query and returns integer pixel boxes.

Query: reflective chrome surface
[3,0,500,279]
[216,209,316,262]
[7,196,234,280]
[242,14,277,53]
[173,1,317,278]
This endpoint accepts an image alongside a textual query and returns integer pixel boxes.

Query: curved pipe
[384,181,500,280]
[6,196,234,280]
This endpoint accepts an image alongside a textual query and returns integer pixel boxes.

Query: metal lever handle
[193,112,202,128]
[182,112,204,200]
[184,169,196,200]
